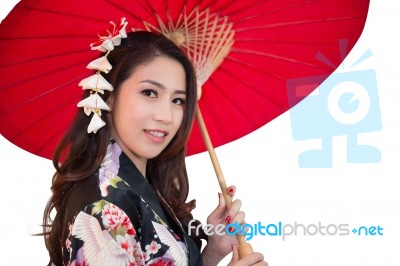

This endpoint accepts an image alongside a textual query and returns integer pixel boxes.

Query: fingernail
[225,215,232,223]
[228,188,234,195]
[228,227,235,233]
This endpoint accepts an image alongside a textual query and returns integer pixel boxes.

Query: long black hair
[42,31,205,265]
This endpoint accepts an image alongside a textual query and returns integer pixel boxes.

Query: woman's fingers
[228,245,268,266]
[224,199,242,224]
[208,186,245,226]
[229,244,240,263]
[207,192,226,222]
[231,211,245,225]
[227,185,236,196]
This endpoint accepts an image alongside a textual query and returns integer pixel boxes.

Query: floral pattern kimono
[64,142,203,266]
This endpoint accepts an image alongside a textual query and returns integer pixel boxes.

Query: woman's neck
[112,138,147,178]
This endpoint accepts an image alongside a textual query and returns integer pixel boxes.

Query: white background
[1,1,399,265]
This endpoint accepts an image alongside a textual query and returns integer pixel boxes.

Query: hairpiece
[77,18,128,133]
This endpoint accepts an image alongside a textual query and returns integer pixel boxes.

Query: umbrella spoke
[36,117,73,156]
[233,38,338,47]
[227,0,319,20]
[234,16,365,32]
[0,72,85,117]
[0,58,90,92]
[16,5,108,24]
[0,0,369,159]
[216,0,267,17]
[214,65,285,109]
[8,93,80,142]
[229,49,320,69]
[0,49,89,69]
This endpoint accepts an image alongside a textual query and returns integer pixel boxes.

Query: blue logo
[287,45,382,168]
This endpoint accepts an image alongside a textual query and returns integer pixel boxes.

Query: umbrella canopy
[0,0,369,159]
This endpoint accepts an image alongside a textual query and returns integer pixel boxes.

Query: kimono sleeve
[65,200,146,266]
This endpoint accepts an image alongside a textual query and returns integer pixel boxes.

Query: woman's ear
[107,93,115,111]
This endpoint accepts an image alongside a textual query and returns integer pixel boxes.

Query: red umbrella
[0,0,369,257]
[0,0,369,160]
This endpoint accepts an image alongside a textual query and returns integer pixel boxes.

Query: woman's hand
[227,244,268,266]
[201,186,268,266]
[205,186,242,259]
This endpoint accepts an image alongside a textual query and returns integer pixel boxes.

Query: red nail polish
[225,215,231,223]
[228,188,234,194]
[228,227,235,233]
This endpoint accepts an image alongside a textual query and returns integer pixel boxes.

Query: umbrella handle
[195,104,254,258]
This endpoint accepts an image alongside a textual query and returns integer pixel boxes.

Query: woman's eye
[173,97,186,105]
[141,89,158,98]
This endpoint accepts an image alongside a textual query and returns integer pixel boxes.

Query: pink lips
[144,129,169,144]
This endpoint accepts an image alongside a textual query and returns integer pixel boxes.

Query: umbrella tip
[165,31,186,47]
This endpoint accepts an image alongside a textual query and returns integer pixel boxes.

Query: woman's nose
[153,100,172,124]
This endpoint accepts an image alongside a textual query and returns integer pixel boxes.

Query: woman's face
[109,56,186,166]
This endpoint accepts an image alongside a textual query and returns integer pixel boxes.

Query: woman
[42,19,267,266]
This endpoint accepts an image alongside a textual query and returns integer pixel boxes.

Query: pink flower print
[114,234,146,265]
[132,242,145,266]
[147,257,174,266]
[145,240,161,255]
[127,227,136,236]
[116,235,134,253]
[102,203,134,233]
[143,251,150,261]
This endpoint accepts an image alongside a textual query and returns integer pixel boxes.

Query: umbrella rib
[9,93,81,142]
[224,56,287,82]
[234,16,365,32]
[0,36,93,40]
[233,38,340,47]
[214,64,284,109]
[36,118,72,156]
[226,0,319,19]
[15,5,109,23]
[35,112,71,154]
[218,0,268,17]
[0,49,89,69]
[141,0,158,16]
[230,48,321,69]
[105,0,150,22]
[228,56,289,82]
[175,0,186,24]
[198,0,213,11]
[0,60,89,92]
[0,74,86,117]
[205,76,261,129]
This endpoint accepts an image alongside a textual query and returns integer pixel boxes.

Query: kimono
[64,142,203,266]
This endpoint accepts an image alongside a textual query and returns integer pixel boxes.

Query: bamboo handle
[195,103,253,258]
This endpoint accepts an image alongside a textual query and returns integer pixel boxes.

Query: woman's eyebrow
[140,79,186,95]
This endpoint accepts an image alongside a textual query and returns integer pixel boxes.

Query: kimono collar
[99,141,170,223]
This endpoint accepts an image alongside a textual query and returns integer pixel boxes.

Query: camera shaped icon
[287,69,382,168]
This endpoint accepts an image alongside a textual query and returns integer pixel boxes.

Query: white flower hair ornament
[77,18,128,134]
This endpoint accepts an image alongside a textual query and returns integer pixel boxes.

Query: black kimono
[64,142,203,266]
